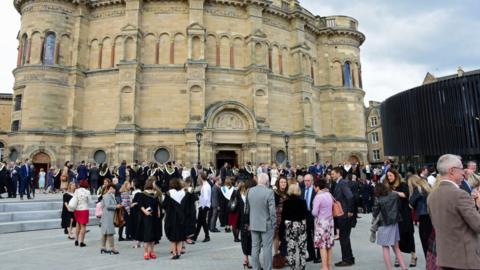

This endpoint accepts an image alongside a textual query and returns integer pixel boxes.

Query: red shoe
[144,253,150,260]
[149,252,157,259]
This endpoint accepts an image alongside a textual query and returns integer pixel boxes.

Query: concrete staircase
[0,198,99,234]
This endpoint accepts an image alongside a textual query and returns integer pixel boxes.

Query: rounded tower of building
[316,15,367,163]
[10,0,83,165]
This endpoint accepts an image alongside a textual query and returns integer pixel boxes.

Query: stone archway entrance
[32,152,51,189]
[216,150,238,170]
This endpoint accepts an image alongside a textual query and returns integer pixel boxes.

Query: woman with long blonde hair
[408,175,433,259]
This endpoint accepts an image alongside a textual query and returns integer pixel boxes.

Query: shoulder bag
[330,193,344,217]
[67,194,78,212]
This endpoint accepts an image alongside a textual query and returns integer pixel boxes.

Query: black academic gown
[163,168,180,192]
[163,191,187,242]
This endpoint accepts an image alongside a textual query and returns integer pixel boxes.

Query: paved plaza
[0,197,426,270]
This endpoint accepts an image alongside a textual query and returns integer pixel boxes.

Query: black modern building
[381,68,480,164]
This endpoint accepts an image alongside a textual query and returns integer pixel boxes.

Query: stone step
[0,201,64,212]
[0,208,96,223]
[0,196,99,212]
[0,216,100,234]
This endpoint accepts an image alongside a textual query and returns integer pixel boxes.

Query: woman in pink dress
[312,178,334,270]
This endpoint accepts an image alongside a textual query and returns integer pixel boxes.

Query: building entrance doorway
[216,151,238,170]
[32,152,51,189]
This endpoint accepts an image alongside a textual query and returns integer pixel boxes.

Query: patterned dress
[312,191,335,249]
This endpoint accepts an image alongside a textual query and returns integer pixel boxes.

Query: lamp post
[196,132,203,165]
[283,133,290,166]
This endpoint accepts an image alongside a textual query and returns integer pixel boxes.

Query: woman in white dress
[270,163,279,188]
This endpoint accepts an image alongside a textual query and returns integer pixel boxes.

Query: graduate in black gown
[183,177,198,245]
[61,182,76,239]
[129,182,142,248]
[136,178,162,260]
[163,178,187,259]
[98,163,112,189]
[163,162,180,193]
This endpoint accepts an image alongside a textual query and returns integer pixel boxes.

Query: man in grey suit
[247,173,276,270]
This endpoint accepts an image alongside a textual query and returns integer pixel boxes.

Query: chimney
[458,66,464,77]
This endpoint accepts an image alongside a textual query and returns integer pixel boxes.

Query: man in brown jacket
[428,154,480,270]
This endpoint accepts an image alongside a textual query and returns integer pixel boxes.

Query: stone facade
[0,93,12,161]
[8,0,367,168]
[365,100,386,164]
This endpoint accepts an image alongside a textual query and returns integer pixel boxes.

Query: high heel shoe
[409,256,417,267]
[394,258,400,267]
[243,262,253,269]
[110,250,119,255]
[144,253,150,260]
[74,240,79,246]
[149,252,157,259]
[100,249,110,254]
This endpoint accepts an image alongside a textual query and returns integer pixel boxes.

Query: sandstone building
[7,0,367,168]
[0,93,12,161]
[365,100,386,164]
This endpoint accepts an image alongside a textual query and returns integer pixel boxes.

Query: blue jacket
[409,188,429,218]
[20,164,31,181]
[118,165,126,184]
[77,165,88,180]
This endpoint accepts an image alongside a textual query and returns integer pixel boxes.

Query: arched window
[343,62,352,87]
[21,34,29,65]
[43,32,56,65]
[9,149,18,162]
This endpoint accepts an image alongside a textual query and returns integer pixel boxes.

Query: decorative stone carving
[22,4,73,15]
[214,112,245,130]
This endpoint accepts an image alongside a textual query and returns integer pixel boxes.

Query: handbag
[95,202,103,218]
[67,194,78,212]
[330,194,344,217]
[272,254,286,269]
[114,207,125,227]
[60,174,68,182]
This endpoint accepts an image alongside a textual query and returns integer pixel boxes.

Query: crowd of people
[2,156,480,269]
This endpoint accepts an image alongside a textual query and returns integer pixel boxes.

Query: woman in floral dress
[312,178,334,270]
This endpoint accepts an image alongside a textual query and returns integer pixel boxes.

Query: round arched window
[275,150,286,164]
[93,150,107,164]
[9,149,18,162]
[154,148,170,164]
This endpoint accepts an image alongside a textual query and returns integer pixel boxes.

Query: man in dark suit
[331,167,355,266]
[19,158,32,200]
[118,160,127,186]
[301,174,320,263]
[220,162,229,184]
[190,163,201,188]
[76,160,88,182]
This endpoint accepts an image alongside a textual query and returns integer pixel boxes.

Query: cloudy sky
[1,0,479,104]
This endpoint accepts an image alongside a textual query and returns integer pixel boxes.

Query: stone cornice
[317,28,366,45]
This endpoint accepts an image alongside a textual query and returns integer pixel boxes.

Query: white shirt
[427,175,437,187]
[199,182,211,208]
[256,166,263,176]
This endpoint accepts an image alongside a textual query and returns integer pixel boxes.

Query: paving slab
[0,213,426,270]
